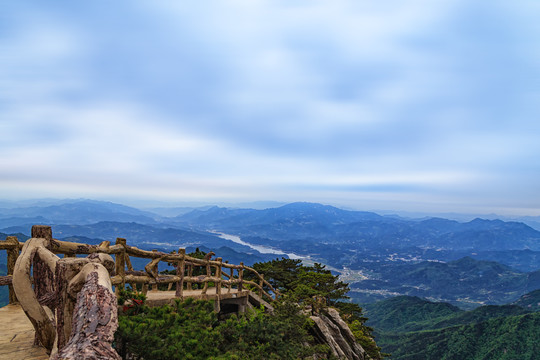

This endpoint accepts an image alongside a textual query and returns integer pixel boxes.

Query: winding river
[211,231,304,260]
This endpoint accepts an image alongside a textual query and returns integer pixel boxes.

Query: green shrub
[115,298,327,359]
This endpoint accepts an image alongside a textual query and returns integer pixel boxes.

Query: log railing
[0,225,279,358]
[0,235,21,304]
[1,236,280,304]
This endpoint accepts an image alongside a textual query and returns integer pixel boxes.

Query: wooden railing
[0,225,279,359]
[1,235,279,305]
[105,237,278,303]
[0,235,20,304]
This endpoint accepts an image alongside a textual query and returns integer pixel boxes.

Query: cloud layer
[1,1,539,214]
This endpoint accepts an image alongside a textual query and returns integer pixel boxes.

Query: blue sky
[1,1,539,215]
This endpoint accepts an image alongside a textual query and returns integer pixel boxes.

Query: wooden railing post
[259,273,264,298]
[216,257,222,297]
[151,249,158,291]
[239,262,244,291]
[31,225,53,241]
[227,261,233,293]
[30,226,55,316]
[6,236,19,304]
[187,263,193,290]
[124,251,133,273]
[167,250,176,291]
[115,238,126,295]
[176,248,185,299]
[202,258,211,295]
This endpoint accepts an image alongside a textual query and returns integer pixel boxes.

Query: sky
[1,1,539,215]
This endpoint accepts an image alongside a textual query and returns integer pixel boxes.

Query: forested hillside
[364,294,540,359]
[385,312,540,360]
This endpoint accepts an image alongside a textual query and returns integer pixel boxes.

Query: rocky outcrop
[311,308,369,360]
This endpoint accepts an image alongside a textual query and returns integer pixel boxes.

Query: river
[211,231,354,278]
[210,231,304,260]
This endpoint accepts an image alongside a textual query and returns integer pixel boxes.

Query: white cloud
[1,0,540,214]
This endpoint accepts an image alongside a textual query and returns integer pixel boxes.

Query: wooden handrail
[1,225,284,360]
[1,228,280,307]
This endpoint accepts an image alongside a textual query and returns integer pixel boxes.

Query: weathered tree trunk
[54,258,90,352]
[13,237,58,353]
[53,263,120,360]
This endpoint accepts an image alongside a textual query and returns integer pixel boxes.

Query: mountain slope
[384,312,540,360]
[364,296,532,334]
[364,294,539,359]
[363,296,463,333]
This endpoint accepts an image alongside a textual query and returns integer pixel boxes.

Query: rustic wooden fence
[0,235,19,304]
[0,225,278,359]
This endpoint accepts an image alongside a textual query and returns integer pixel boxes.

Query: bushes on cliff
[115,257,384,359]
[114,297,330,359]
[252,258,384,359]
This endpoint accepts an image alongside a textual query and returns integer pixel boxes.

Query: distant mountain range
[0,199,160,227]
[1,199,540,309]
[172,202,540,251]
[2,199,540,252]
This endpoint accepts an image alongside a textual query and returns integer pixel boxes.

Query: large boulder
[310,308,368,360]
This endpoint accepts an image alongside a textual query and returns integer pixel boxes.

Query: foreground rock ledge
[311,308,369,360]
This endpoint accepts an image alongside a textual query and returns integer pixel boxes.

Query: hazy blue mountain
[4,200,540,254]
[0,216,50,229]
[143,205,214,217]
[172,202,540,253]
[434,218,540,250]
[174,202,385,234]
[0,199,160,227]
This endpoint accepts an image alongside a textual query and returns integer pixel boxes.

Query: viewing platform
[0,225,278,359]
